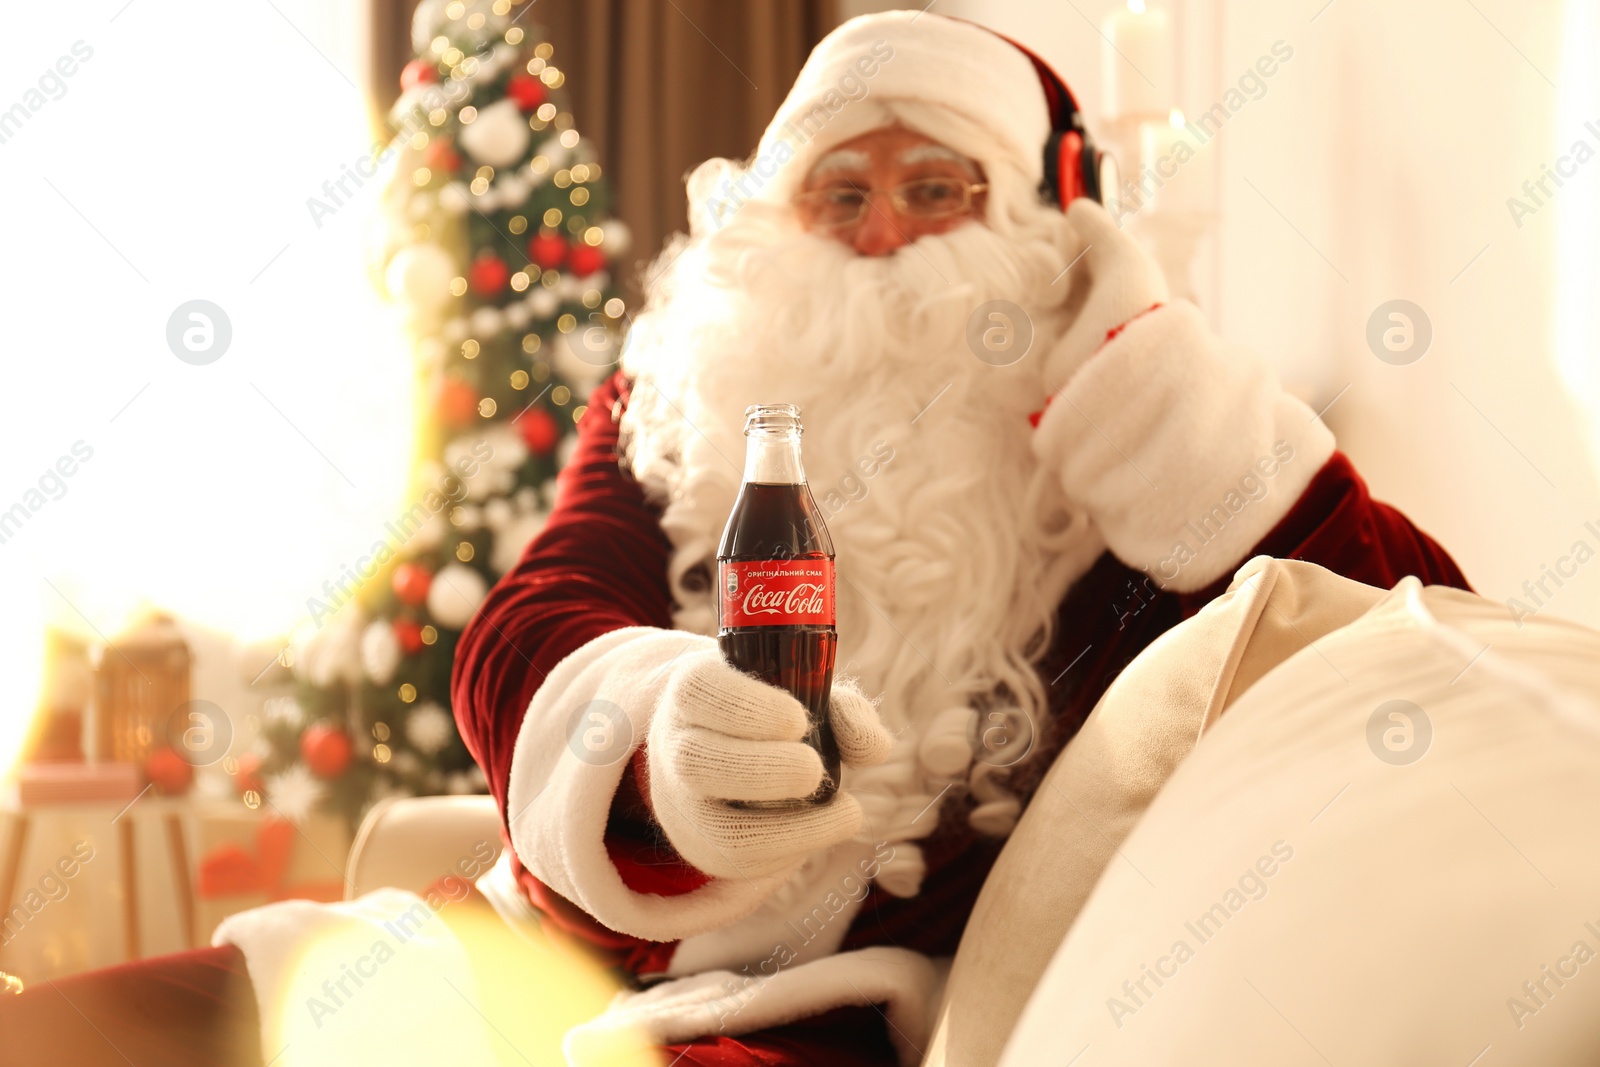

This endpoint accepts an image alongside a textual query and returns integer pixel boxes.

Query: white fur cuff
[214,890,498,1067]
[565,946,947,1067]
[506,626,795,944]
[1032,302,1335,593]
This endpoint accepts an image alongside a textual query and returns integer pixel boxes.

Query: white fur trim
[565,946,948,1067]
[1033,302,1335,592]
[753,11,1050,204]
[505,626,796,943]
[213,889,497,1067]
[473,848,547,940]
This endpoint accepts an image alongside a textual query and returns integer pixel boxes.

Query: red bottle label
[719,559,836,628]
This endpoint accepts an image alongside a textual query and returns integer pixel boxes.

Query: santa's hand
[646,648,892,879]
[1041,198,1169,394]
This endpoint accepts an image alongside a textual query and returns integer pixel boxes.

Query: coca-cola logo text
[739,581,827,617]
[719,559,835,628]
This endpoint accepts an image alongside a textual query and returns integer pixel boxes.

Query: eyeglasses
[794,176,988,231]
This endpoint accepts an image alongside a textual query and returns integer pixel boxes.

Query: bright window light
[0,2,412,774]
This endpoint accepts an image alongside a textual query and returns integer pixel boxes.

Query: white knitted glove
[647,645,894,880]
[1042,198,1170,394]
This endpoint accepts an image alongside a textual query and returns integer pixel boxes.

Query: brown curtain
[369,0,838,294]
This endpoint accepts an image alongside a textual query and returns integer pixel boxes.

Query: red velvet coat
[451,370,1469,1065]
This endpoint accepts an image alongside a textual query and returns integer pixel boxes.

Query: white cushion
[1000,579,1600,1065]
[923,557,1385,1066]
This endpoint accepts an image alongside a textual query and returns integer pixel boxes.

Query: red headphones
[979,27,1118,208]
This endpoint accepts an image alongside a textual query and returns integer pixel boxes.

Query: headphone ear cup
[1057,130,1087,205]
[1043,131,1107,204]
[1073,134,1121,206]
[1043,130,1109,206]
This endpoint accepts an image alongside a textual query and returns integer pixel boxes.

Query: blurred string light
[1556,0,1599,462]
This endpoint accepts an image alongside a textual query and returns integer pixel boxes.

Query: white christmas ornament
[539,137,571,170]
[470,306,503,337]
[385,243,455,311]
[264,763,325,825]
[458,99,530,168]
[360,620,402,686]
[413,512,447,551]
[551,331,612,390]
[445,426,527,502]
[600,219,632,255]
[411,0,512,54]
[427,563,488,628]
[264,696,305,730]
[291,608,366,689]
[497,174,531,206]
[407,702,454,755]
[439,182,472,215]
[557,432,580,470]
[491,508,547,574]
[528,287,560,319]
[391,749,425,777]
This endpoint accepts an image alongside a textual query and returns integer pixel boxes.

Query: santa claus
[0,12,1479,1066]
[449,9,1468,1066]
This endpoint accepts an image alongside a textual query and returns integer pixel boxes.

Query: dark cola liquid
[718,481,841,807]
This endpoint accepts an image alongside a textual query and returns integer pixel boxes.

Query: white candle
[1139,109,1209,215]
[1102,0,1172,122]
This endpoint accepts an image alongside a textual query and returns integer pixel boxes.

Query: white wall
[932,0,1600,626]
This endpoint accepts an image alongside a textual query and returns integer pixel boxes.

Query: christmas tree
[248,0,631,827]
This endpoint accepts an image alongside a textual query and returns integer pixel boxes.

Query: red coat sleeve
[1175,450,1470,614]
[451,370,703,976]
[452,370,673,818]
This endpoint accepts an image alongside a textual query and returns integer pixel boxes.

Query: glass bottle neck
[742,432,806,484]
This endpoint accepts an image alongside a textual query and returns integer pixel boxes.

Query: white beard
[619,196,1105,857]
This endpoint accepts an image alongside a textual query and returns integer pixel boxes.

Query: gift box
[0,800,352,982]
[192,808,349,944]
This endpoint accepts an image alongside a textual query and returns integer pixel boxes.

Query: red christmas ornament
[515,407,560,455]
[469,254,510,296]
[423,138,461,173]
[234,753,264,797]
[393,618,426,655]
[435,378,479,429]
[145,747,194,795]
[400,59,438,91]
[392,562,433,606]
[527,232,568,271]
[567,244,608,278]
[301,723,355,780]
[506,73,547,112]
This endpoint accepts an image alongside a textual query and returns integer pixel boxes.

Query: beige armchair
[343,794,503,900]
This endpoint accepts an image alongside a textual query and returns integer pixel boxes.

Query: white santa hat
[691,11,1057,231]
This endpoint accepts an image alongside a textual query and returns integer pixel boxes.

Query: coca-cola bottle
[717,403,840,807]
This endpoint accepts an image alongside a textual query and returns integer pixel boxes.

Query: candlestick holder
[1130,209,1214,306]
